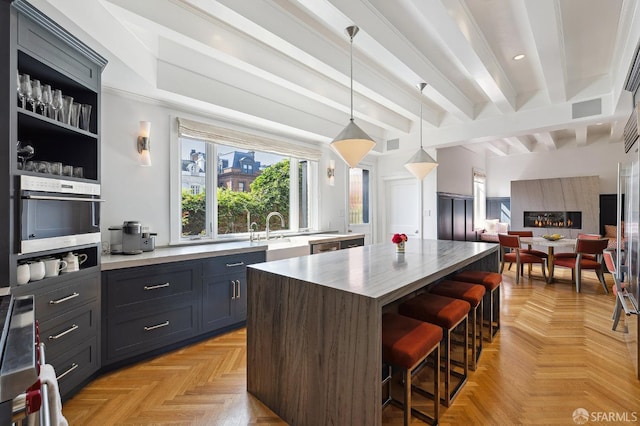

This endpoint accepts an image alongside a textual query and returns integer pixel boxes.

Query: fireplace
[524,211,582,229]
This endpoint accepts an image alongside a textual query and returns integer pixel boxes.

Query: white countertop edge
[101,243,267,271]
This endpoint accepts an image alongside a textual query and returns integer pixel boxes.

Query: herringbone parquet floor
[62,267,639,425]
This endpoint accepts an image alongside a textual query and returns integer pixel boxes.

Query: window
[473,169,486,229]
[178,138,315,240]
[349,168,369,224]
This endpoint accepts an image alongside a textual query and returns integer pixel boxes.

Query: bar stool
[429,280,485,370]
[382,313,442,425]
[453,270,502,342]
[399,293,470,407]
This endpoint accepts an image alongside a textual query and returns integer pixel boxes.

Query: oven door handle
[22,195,106,202]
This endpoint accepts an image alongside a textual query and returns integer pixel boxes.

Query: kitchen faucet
[265,211,285,240]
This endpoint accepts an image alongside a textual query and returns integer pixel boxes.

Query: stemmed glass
[51,89,63,121]
[16,71,21,107]
[19,73,32,109]
[30,79,42,113]
[41,84,52,117]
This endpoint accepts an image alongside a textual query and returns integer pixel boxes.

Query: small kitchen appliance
[110,221,155,254]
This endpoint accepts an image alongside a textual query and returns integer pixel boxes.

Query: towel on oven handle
[40,364,68,426]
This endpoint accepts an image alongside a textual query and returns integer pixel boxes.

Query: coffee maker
[109,221,155,254]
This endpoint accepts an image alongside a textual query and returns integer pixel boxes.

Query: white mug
[28,260,45,281]
[44,258,68,277]
[17,263,30,285]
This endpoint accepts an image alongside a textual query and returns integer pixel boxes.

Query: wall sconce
[137,121,152,167]
[327,159,335,186]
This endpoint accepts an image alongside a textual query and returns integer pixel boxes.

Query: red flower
[391,233,408,244]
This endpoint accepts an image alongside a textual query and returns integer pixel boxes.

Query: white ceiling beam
[319,0,476,121]
[610,0,640,114]
[533,132,558,150]
[402,0,516,113]
[610,120,626,143]
[504,136,532,153]
[484,141,508,156]
[523,0,567,103]
[200,0,435,127]
[575,126,588,146]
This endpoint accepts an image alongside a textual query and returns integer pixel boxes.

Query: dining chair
[498,234,547,284]
[553,238,609,293]
[507,230,548,260]
[554,233,601,261]
[602,249,639,331]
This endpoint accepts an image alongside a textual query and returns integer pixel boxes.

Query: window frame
[170,119,318,244]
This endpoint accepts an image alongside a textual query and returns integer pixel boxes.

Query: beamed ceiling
[29,0,640,158]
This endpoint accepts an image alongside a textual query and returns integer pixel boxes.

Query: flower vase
[396,241,405,254]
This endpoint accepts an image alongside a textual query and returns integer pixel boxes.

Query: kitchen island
[246,239,498,425]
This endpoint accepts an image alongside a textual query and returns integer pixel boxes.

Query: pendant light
[330,25,376,168]
[404,83,438,179]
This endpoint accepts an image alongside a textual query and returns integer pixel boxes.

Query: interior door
[385,178,420,242]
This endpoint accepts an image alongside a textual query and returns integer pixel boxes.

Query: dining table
[520,236,577,282]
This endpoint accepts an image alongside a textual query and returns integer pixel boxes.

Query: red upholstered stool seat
[382,313,441,425]
[399,294,470,407]
[429,280,485,370]
[452,270,502,341]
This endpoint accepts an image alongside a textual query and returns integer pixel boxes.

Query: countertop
[100,233,364,271]
[249,239,498,305]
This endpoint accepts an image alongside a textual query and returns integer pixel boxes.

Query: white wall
[100,90,346,247]
[486,139,628,197]
[436,146,487,196]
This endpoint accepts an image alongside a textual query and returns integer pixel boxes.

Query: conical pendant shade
[332,25,376,168]
[331,119,376,168]
[404,147,438,180]
[405,82,437,179]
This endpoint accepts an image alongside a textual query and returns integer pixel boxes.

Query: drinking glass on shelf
[19,74,32,109]
[80,104,92,131]
[60,95,74,125]
[62,165,73,176]
[73,167,84,178]
[30,79,42,113]
[16,71,21,107]
[51,89,63,121]
[70,102,81,127]
[41,84,52,117]
[50,162,62,175]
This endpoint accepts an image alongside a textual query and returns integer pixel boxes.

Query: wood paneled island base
[247,239,498,426]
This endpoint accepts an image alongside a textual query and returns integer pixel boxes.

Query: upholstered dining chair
[554,233,601,261]
[498,233,547,284]
[552,238,609,293]
[507,230,548,259]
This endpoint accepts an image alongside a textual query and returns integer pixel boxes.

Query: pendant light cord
[350,32,354,121]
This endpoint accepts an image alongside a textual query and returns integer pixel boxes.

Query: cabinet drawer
[107,304,198,362]
[49,336,98,400]
[202,251,265,277]
[39,304,97,361]
[340,238,364,249]
[106,264,197,311]
[35,274,99,322]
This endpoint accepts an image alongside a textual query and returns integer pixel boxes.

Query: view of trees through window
[180,140,308,238]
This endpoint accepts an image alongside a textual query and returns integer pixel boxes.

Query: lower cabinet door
[50,336,99,400]
[202,277,235,332]
[106,303,198,363]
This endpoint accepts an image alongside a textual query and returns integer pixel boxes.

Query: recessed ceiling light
[596,122,603,125]
[513,54,525,61]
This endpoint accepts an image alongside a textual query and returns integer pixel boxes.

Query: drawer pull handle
[144,321,169,331]
[225,262,245,267]
[347,244,359,248]
[48,324,79,340]
[143,282,170,291]
[57,363,78,380]
[49,292,79,305]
